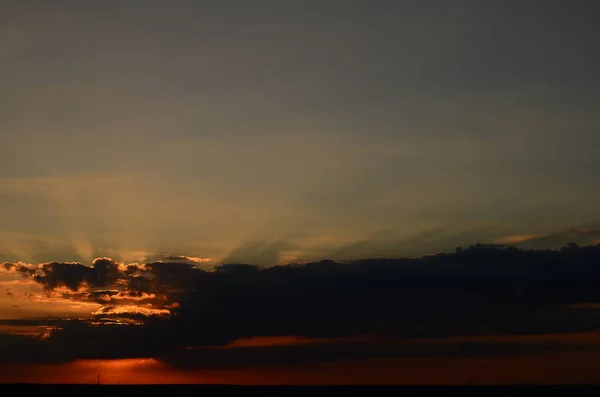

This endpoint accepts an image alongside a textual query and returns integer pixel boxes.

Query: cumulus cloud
[3,242,600,367]
[0,258,205,322]
[30,258,121,291]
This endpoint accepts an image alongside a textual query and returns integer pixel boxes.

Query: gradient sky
[1,0,599,266]
[2,1,600,385]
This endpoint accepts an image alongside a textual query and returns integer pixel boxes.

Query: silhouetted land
[2,385,600,396]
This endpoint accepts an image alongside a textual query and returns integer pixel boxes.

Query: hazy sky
[3,1,600,386]
[1,1,599,265]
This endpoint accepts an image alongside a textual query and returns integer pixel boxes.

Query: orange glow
[180,256,212,263]
[3,331,600,384]
[493,235,539,244]
[76,358,157,370]
[91,305,170,317]
[3,350,600,384]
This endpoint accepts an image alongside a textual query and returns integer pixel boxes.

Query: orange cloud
[92,304,170,317]
[493,235,539,244]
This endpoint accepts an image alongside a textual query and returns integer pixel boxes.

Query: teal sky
[1,1,599,266]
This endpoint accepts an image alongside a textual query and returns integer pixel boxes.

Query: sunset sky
[1,0,600,385]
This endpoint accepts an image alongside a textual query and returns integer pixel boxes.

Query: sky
[1,0,600,385]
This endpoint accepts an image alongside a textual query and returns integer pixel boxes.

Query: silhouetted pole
[97,372,101,385]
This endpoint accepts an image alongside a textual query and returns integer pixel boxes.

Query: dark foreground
[2,385,600,396]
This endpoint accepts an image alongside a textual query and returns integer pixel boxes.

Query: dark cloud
[158,337,599,370]
[3,243,600,367]
[0,332,71,365]
[1,261,36,277]
[32,258,121,291]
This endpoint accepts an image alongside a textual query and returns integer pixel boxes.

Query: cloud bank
[2,240,600,369]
